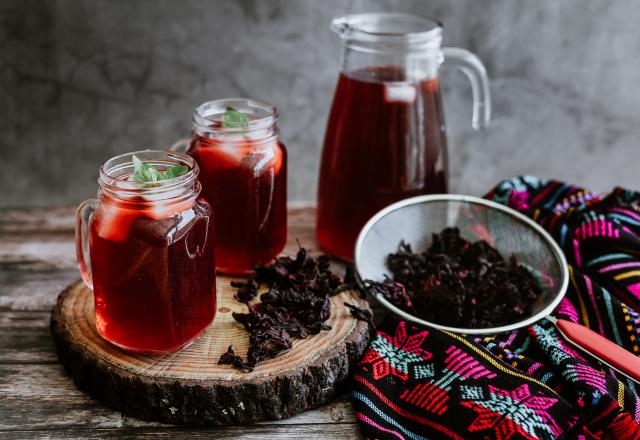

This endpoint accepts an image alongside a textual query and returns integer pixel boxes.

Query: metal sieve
[354,194,640,382]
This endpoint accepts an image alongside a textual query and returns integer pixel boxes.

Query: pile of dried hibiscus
[367,227,543,328]
[218,247,371,372]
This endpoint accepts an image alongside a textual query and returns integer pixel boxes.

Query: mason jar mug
[76,150,217,353]
[182,98,287,274]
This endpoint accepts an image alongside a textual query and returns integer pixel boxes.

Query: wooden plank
[0,310,57,364]
[0,207,315,270]
[0,316,359,429]
[2,424,362,439]
[0,208,316,271]
[0,210,77,312]
[0,364,123,430]
[0,207,320,312]
[0,363,358,431]
[0,237,76,269]
[264,396,356,426]
[0,206,314,234]
[0,310,359,425]
[0,207,75,235]
[0,265,79,311]
[0,308,380,366]
[121,395,357,428]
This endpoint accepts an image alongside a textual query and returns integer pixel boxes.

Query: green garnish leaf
[132,155,159,182]
[131,155,189,183]
[161,165,189,180]
[220,106,249,129]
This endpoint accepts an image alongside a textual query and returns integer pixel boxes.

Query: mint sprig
[131,155,188,183]
[159,164,189,180]
[220,106,249,129]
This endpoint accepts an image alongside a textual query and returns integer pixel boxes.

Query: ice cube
[95,204,138,242]
[145,198,194,221]
[252,146,275,173]
[272,145,284,175]
[222,133,245,143]
[245,128,271,141]
[199,142,246,170]
[385,82,417,103]
[130,216,180,247]
[244,142,283,175]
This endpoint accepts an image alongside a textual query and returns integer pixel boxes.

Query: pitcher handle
[442,47,491,129]
[76,199,98,289]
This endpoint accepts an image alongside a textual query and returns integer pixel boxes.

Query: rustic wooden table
[0,206,363,439]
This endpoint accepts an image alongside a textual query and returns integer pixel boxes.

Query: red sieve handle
[552,317,640,383]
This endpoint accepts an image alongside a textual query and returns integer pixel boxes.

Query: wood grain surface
[0,206,365,439]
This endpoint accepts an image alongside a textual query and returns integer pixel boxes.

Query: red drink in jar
[76,151,216,353]
[186,99,287,274]
[318,66,448,260]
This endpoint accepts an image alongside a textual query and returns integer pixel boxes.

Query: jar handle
[76,199,98,289]
[170,138,191,153]
[441,47,491,129]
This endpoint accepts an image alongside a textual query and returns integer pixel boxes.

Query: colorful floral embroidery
[461,384,559,439]
[359,321,432,381]
[352,177,640,439]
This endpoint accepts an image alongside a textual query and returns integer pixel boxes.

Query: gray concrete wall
[2,0,639,207]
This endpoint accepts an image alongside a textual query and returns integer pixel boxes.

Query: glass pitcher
[317,12,491,260]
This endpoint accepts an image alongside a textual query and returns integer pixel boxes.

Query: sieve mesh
[355,195,568,334]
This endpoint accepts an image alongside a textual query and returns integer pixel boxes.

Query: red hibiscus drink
[186,99,287,274]
[318,66,448,261]
[76,150,216,353]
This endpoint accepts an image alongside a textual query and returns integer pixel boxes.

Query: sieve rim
[354,194,569,335]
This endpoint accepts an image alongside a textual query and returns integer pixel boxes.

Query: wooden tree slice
[50,217,371,426]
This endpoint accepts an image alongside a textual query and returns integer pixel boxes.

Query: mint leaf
[160,165,188,180]
[220,106,249,129]
[132,155,159,182]
[131,156,188,183]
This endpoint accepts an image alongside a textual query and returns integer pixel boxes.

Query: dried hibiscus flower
[218,345,249,371]
[344,302,375,328]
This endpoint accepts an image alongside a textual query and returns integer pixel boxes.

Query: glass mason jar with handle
[76,150,216,353]
[176,98,287,275]
[317,13,491,261]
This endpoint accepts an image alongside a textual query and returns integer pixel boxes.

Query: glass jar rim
[98,149,200,201]
[332,12,443,53]
[192,98,278,135]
